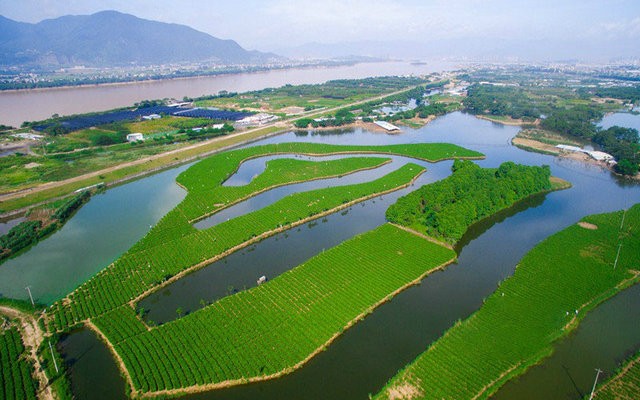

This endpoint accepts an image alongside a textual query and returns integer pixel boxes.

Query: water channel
[2,111,638,399]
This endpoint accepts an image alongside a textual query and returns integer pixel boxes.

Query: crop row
[594,349,640,400]
[375,204,640,400]
[183,156,390,223]
[48,161,427,331]
[0,326,38,400]
[92,224,456,393]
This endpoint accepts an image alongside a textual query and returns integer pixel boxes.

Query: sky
[1,0,639,59]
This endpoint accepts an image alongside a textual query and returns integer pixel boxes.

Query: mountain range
[0,10,280,68]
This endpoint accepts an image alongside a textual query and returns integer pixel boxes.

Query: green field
[375,204,640,400]
[386,160,562,243]
[47,142,482,332]
[91,224,456,395]
[594,350,640,400]
[195,76,426,113]
[0,326,38,400]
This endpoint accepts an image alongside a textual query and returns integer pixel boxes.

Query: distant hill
[0,11,281,67]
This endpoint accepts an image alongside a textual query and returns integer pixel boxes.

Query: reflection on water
[0,164,189,303]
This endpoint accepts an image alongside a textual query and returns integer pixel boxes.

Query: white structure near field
[235,113,278,127]
[126,133,144,142]
[555,145,615,164]
[142,114,161,120]
[374,121,401,132]
[12,133,44,140]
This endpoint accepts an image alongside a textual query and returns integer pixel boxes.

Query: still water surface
[32,111,640,399]
[0,61,450,128]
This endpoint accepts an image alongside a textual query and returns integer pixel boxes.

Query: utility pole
[589,368,603,400]
[48,340,59,373]
[25,286,35,307]
[613,243,622,269]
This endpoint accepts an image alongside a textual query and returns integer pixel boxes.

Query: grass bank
[93,224,456,396]
[375,204,640,400]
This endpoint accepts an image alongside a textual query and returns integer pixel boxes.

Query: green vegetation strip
[594,350,640,400]
[386,160,561,243]
[92,224,456,395]
[375,204,640,400]
[49,161,426,330]
[0,190,91,263]
[176,142,483,221]
[0,326,38,400]
[47,142,480,331]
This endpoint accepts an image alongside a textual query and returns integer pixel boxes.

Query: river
[0,61,453,128]
[2,111,639,399]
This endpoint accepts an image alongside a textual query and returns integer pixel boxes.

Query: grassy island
[386,159,567,243]
[92,224,456,396]
[375,204,640,400]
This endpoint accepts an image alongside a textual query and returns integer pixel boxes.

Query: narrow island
[375,204,640,400]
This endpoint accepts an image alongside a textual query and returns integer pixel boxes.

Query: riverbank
[0,84,426,215]
[0,62,363,93]
[511,128,640,178]
[294,116,436,134]
[476,114,538,126]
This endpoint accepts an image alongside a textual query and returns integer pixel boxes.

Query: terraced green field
[48,142,481,331]
[375,204,640,400]
[92,224,456,395]
[594,351,640,400]
[0,326,38,400]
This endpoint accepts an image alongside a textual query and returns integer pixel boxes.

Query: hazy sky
[2,0,639,52]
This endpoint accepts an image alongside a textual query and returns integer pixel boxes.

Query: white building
[374,121,401,132]
[126,133,144,142]
[12,133,44,140]
[586,151,615,162]
[142,114,161,120]
[235,113,278,127]
[556,144,583,153]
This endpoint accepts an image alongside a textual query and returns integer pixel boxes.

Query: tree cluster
[386,160,551,242]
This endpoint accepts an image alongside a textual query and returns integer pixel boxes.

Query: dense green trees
[386,160,552,242]
[464,84,542,119]
[540,105,604,138]
[593,126,640,175]
[0,326,38,400]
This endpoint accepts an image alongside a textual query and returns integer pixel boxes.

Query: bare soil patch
[386,382,423,400]
[578,222,598,230]
[512,137,560,154]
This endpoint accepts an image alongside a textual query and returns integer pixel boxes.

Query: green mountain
[0,10,280,67]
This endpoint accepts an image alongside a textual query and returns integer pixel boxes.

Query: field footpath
[0,306,54,400]
[0,85,423,215]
